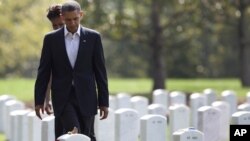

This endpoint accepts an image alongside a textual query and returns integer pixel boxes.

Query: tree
[230,0,250,86]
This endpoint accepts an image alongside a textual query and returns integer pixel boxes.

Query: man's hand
[99,106,108,120]
[44,102,53,115]
[35,105,44,120]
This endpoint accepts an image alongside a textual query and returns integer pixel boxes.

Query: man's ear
[80,11,84,18]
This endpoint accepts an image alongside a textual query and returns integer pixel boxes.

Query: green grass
[0,78,250,102]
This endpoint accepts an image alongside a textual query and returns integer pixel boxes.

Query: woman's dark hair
[47,4,62,21]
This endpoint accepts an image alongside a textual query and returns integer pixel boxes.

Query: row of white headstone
[0,88,250,141]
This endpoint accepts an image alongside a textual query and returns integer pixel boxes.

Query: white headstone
[3,99,25,139]
[231,111,250,125]
[198,106,220,141]
[203,88,216,105]
[173,127,204,141]
[152,89,168,109]
[140,115,167,141]
[148,104,167,117]
[109,95,117,110]
[212,101,230,141]
[42,115,55,141]
[116,93,131,109]
[58,134,90,141]
[27,111,42,141]
[10,109,31,141]
[237,103,250,112]
[170,91,186,106]
[169,104,190,141]
[115,108,139,141]
[130,96,149,118]
[190,93,205,129]
[221,90,237,115]
[0,94,14,132]
[95,108,115,141]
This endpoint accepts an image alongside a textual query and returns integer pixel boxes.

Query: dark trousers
[55,116,64,138]
[55,86,96,141]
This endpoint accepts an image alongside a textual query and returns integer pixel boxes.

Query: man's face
[51,17,64,30]
[62,10,83,33]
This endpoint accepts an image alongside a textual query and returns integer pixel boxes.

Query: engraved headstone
[169,104,190,141]
[231,111,250,125]
[115,108,139,141]
[173,127,204,141]
[140,114,167,141]
[198,106,220,141]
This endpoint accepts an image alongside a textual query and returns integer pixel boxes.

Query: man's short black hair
[61,0,81,13]
[47,4,62,21]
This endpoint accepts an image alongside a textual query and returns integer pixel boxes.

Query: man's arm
[93,33,109,119]
[34,34,52,119]
[44,74,53,115]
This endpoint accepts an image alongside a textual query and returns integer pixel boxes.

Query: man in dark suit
[34,1,109,141]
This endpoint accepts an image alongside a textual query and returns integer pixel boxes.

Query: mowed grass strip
[0,78,249,102]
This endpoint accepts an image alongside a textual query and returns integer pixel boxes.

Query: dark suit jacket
[35,26,109,117]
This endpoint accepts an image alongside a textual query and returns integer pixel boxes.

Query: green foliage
[0,0,249,79]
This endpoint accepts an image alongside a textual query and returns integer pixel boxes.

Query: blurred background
[1,0,250,91]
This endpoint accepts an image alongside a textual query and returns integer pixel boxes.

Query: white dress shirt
[64,26,81,68]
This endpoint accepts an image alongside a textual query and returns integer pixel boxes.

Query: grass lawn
[0,78,249,102]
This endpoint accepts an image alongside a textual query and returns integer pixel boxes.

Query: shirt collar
[64,25,81,37]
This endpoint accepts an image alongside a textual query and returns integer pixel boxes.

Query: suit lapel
[74,27,86,69]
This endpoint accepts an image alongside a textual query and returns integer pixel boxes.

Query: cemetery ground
[0,78,249,141]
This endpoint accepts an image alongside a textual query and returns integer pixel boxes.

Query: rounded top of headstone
[5,99,24,106]
[27,111,36,117]
[198,106,212,112]
[190,93,202,99]
[130,96,148,102]
[148,103,165,109]
[221,90,236,96]
[10,109,31,116]
[173,127,204,136]
[169,104,189,110]
[170,91,185,97]
[238,103,250,111]
[232,111,250,117]
[0,95,15,101]
[117,92,131,98]
[58,133,90,141]
[203,88,216,95]
[212,101,229,107]
[42,115,55,121]
[153,89,168,95]
[140,114,166,120]
[115,108,138,114]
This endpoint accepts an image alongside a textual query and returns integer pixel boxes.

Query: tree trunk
[238,0,250,86]
[150,0,166,90]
